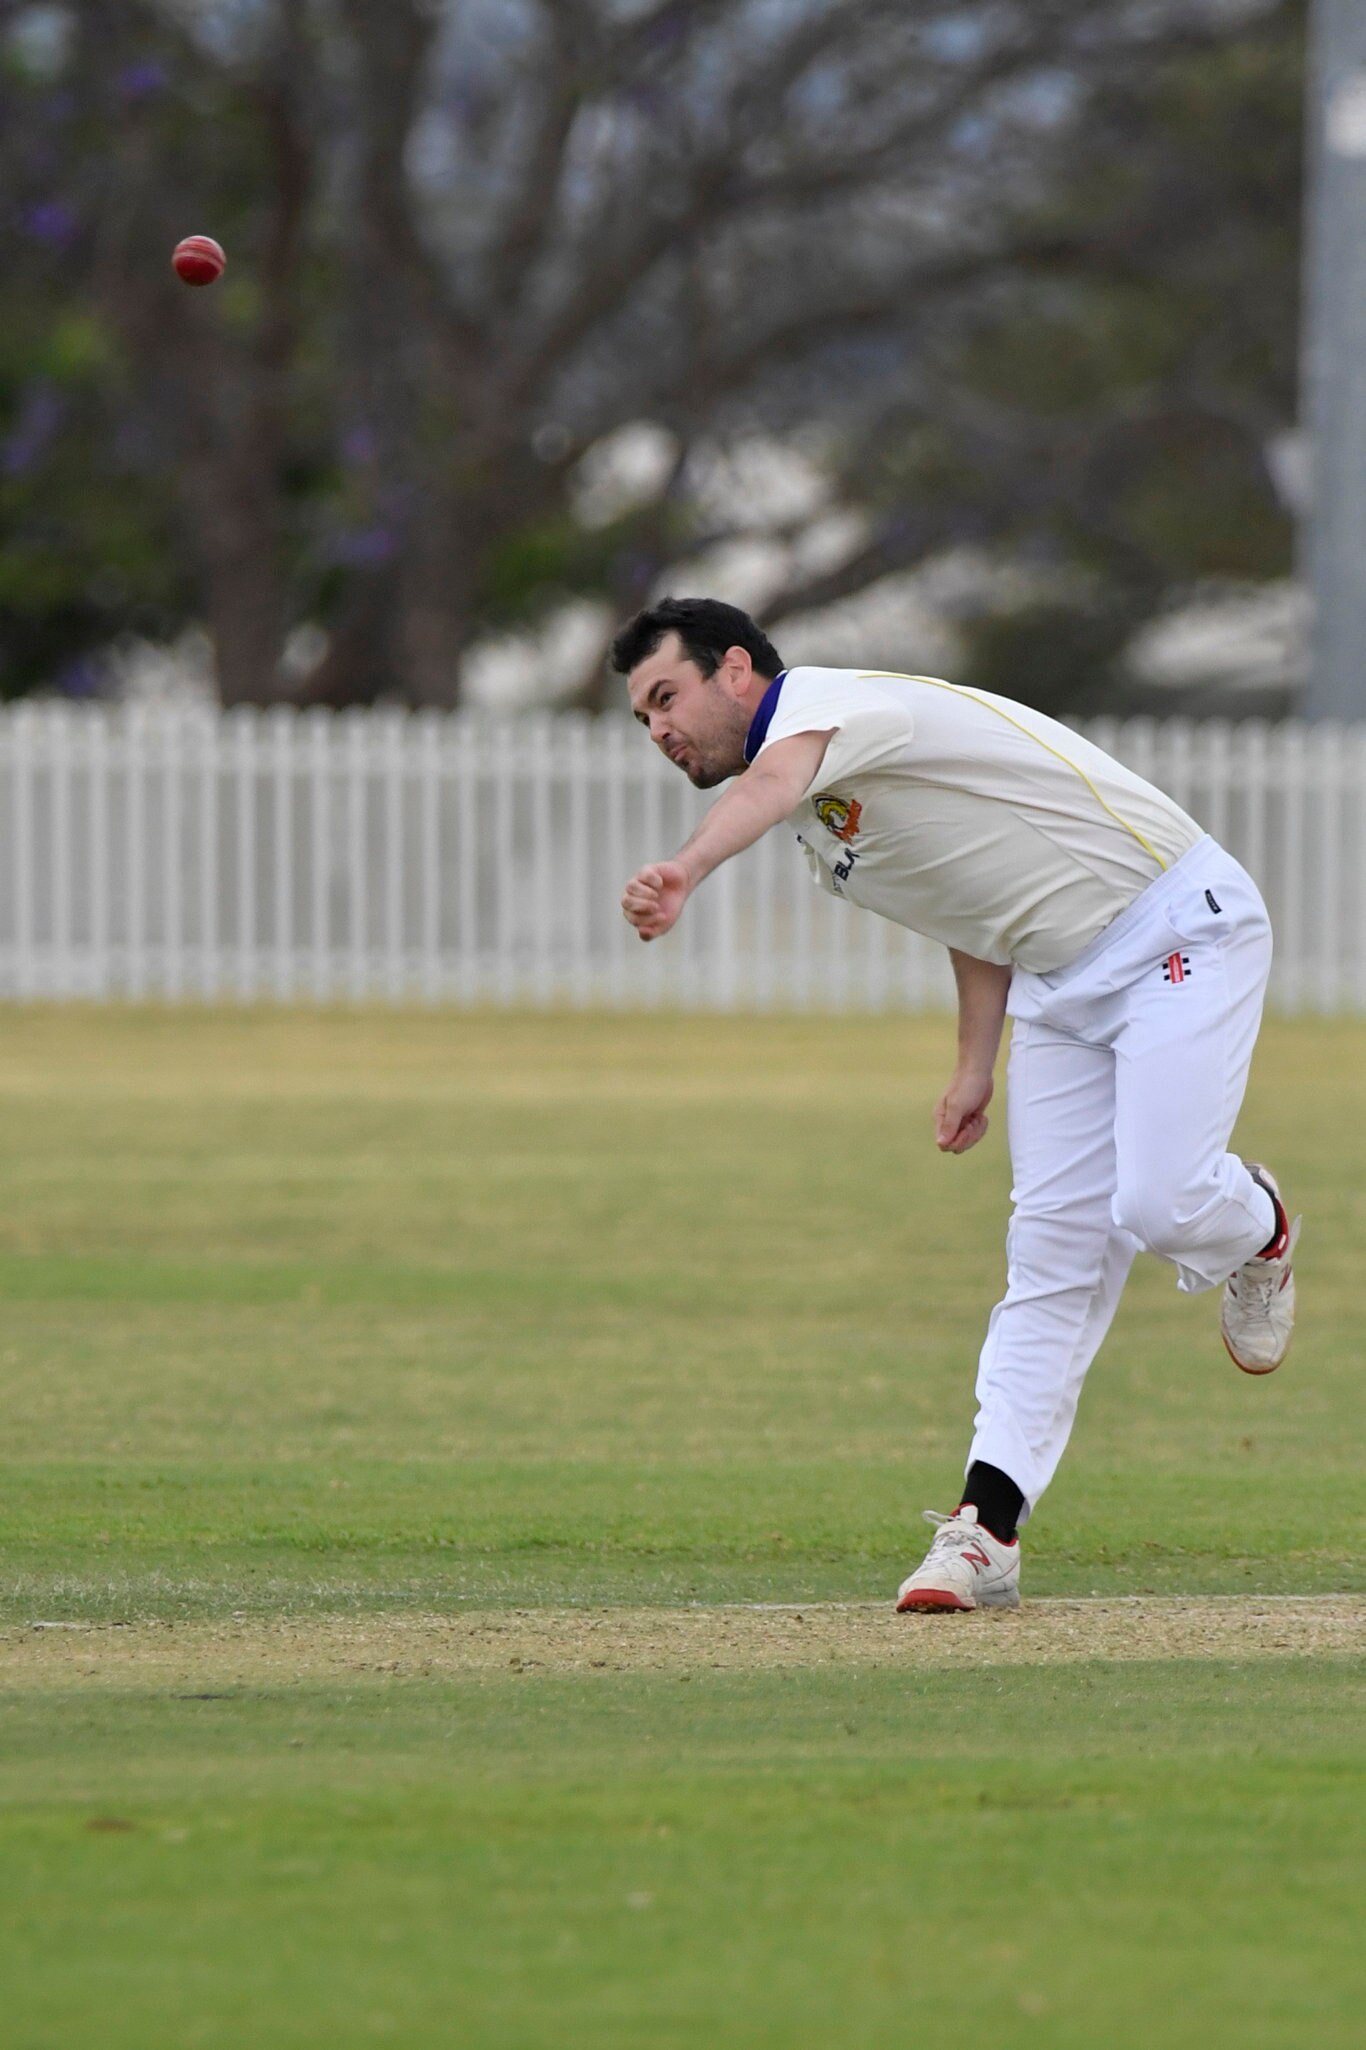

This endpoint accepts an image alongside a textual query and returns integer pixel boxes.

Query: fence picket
[602,720,628,1008]
[232,711,255,1001]
[197,711,218,1000]
[271,709,293,1002]
[1311,724,1343,1016]
[565,718,593,1008]
[126,707,148,999]
[345,713,368,1002]
[51,707,73,997]
[163,712,184,999]
[418,711,441,1004]
[90,710,110,997]
[1279,722,1306,1011]
[308,712,330,1001]
[13,706,35,998]
[492,722,518,1007]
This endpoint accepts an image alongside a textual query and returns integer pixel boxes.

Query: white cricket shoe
[895,1505,1021,1613]
[1221,1163,1301,1376]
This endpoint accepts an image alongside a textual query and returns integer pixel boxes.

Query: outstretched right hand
[621,861,691,941]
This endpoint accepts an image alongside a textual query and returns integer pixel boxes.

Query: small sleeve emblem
[813,794,863,843]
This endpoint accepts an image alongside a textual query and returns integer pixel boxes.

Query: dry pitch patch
[3,1596,1361,1689]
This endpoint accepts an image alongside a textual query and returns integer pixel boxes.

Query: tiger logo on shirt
[813,794,863,844]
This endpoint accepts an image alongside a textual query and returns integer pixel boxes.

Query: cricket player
[615,597,1300,1613]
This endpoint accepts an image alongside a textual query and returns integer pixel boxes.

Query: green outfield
[1,1008,1362,2048]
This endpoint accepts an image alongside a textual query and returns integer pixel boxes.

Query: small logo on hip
[1163,951,1192,984]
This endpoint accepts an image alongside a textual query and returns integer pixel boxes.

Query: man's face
[626,632,755,789]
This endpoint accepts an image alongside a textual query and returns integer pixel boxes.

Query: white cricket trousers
[968,836,1275,1518]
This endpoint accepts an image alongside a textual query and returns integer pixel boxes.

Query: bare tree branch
[339,0,478,373]
[483,3,593,314]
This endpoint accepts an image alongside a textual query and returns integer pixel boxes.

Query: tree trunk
[396,500,475,708]
[298,566,401,708]
[178,377,291,706]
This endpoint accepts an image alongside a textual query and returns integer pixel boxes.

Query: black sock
[960,1461,1024,1544]
[1248,1167,1288,1258]
[1257,1196,1288,1258]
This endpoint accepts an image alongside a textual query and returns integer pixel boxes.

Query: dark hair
[609,597,782,681]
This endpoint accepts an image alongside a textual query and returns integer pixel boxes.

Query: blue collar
[743,671,787,765]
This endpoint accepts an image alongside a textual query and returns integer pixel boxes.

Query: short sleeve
[755,668,913,785]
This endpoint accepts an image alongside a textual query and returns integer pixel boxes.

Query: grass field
[1,1007,1362,2048]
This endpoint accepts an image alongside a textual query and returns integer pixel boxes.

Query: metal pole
[1304,0,1366,719]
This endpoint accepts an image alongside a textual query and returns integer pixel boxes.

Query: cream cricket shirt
[745,667,1201,974]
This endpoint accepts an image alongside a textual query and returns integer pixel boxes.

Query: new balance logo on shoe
[896,1506,1021,1613]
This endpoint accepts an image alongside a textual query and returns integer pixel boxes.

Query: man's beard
[685,726,748,788]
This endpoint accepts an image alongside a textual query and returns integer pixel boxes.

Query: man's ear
[721,644,754,696]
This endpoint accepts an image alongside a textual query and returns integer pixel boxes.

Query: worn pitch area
[4,1596,1360,1688]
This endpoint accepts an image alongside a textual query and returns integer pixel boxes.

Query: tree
[0,0,1300,708]
[891,0,1306,712]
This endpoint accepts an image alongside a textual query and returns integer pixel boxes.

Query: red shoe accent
[896,1587,972,1613]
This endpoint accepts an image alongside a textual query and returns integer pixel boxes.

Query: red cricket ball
[172,235,227,287]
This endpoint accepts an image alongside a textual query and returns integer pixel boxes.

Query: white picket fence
[0,702,1363,1011]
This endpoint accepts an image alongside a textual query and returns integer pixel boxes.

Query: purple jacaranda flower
[329,525,399,568]
[1,385,65,476]
[55,657,102,700]
[22,199,78,246]
[116,59,168,102]
[341,424,379,467]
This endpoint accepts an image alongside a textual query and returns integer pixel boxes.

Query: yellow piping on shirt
[859,672,1168,872]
